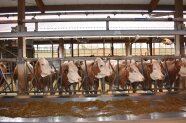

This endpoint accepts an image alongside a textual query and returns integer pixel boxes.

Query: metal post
[77,43,79,57]
[59,38,65,58]
[34,22,38,32]
[111,38,114,56]
[103,41,105,56]
[149,38,153,56]
[106,16,110,30]
[175,0,184,56]
[71,39,74,57]
[17,0,28,95]
[51,41,54,58]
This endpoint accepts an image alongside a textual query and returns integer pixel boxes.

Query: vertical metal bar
[51,41,54,58]
[164,59,171,91]
[101,77,105,94]
[34,22,38,32]
[106,16,110,30]
[111,39,114,56]
[116,59,119,91]
[60,59,63,95]
[71,39,74,57]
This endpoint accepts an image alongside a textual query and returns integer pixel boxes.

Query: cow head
[94,57,111,78]
[36,58,53,77]
[67,61,82,83]
[150,60,164,80]
[127,62,145,83]
[162,38,173,45]
[179,58,186,77]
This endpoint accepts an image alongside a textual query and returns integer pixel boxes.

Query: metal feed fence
[0,56,185,96]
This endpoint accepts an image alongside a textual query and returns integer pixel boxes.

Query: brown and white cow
[137,60,164,92]
[13,62,34,90]
[78,57,111,94]
[178,58,186,89]
[161,58,186,91]
[57,61,82,95]
[105,60,144,92]
[33,58,56,95]
[0,63,7,87]
[178,58,186,77]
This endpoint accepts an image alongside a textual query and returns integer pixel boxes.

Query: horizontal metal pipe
[0,30,185,38]
[0,11,177,17]
[0,56,183,62]
[0,17,185,24]
[22,18,186,23]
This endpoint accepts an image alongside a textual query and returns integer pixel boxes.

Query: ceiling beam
[32,38,150,44]
[0,30,185,38]
[0,4,185,13]
[149,0,160,13]
[35,0,45,13]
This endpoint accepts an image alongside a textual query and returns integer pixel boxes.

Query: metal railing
[0,55,185,96]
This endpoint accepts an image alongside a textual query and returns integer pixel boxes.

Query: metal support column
[125,43,132,56]
[59,38,65,58]
[149,38,153,56]
[106,16,110,30]
[51,41,54,58]
[103,41,105,56]
[175,0,184,56]
[111,38,114,56]
[71,39,74,57]
[17,0,28,95]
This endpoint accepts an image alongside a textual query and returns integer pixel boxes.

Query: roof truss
[35,0,45,13]
[148,0,160,13]
[0,4,185,13]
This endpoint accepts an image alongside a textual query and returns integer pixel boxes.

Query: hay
[0,96,186,118]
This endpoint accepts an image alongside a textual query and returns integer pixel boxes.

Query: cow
[161,58,186,91]
[57,61,82,95]
[33,58,56,95]
[13,62,34,90]
[77,57,111,94]
[0,63,7,87]
[105,60,145,93]
[178,58,186,77]
[178,58,186,89]
[137,60,165,92]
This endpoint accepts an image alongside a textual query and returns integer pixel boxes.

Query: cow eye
[100,65,103,67]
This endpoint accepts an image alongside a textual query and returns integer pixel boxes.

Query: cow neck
[162,60,177,83]
[124,65,130,82]
[174,60,181,72]
[83,61,94,81]
[89,62,99,79]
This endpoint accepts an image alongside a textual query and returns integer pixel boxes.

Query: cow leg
[49,76,55,95]
[157,80,163,92]
[69,83,77,95]
[73,83,77,94]
[69,84,73,95]
[34,87,38,95]
[94,79,99,94]
[131,82,140,93]
[173,78,180,91]
[57,78,62,95]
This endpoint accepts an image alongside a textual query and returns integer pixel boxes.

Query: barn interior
[0,0,186,122]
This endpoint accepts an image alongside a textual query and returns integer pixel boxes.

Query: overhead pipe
[0,17,185,24]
